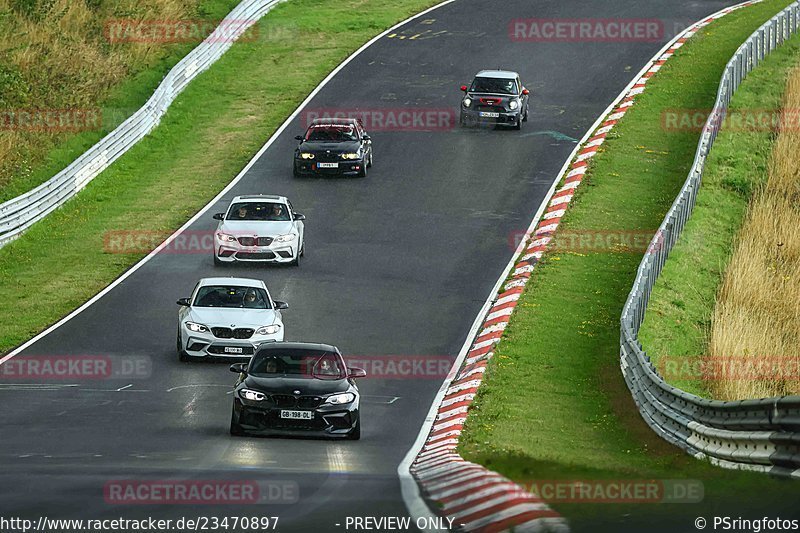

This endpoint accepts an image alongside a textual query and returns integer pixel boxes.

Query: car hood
[189,307,279,328]
[242,376,350,395]
[218,220,294,236]
[298,140,361,154]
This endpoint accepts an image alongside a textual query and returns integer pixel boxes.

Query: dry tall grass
[708,64,800,400]
[0,0,197,195]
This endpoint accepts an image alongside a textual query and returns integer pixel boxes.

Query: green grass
[638,38,800,397]
[0,0,439,352]
[0,0,244,202]
[458,0,800,528]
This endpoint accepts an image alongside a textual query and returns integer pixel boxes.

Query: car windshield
[306,125,358,142]
[193,286,271,309]
[249,349,346,380]
[226,202,290,221]
[469,77,518,95]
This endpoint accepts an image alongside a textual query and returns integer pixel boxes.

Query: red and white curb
[405,2,760,532]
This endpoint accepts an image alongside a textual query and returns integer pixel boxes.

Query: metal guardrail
[0,0,284,247]
[621,2,800,477]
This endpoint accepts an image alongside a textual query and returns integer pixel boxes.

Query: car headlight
[340,153,360,160]
[240,389,266,402]
[300,153,315,159]
[509,100,519,110]
[256,324,281,335]
[275,233,296,242]
[185,321,209,333]
[325,392,355,405]
[463,97,471,107]
[216,232,236,242]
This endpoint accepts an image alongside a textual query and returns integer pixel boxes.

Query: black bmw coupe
[229,342,366,439]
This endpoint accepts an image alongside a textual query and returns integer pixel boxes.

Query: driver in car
[269,204,285,220]
[236,206,248,219]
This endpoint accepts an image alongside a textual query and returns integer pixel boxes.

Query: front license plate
[224,347,243,354]
[280,410,314,420]
[317,162,338,168]
[480,111,500,118]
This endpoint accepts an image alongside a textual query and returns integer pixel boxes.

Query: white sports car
[213,194,305,266]
[176,277,287,362]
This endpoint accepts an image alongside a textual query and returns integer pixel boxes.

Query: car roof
[475,70,519,79]
[230,194,287,203]
[197,277,266,289]
[308,117,358,126]
[255,341,340,354]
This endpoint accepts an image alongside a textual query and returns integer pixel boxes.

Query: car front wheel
[177,333,189,362]
[230,405,245,436]
[347,417,361,440]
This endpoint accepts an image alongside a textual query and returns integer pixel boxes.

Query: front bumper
[180,326,283,359]
[294,158,365,176]
[233,397,359,438]
[214,236,298,263]
[461,107,521,126]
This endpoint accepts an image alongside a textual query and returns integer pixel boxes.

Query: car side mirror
[230,363,248,374]
[176,297,190,306]
[293,213,306,221]
[460,85,467,92]
[294,135,304,141]
[274,301,289,310]
[212,213,225,220]
[522,88,530,95]
[362,134,370,141]
[348,367,367,379]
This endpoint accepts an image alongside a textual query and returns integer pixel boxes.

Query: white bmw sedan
[213,194,305,266]
[176,277,287,362]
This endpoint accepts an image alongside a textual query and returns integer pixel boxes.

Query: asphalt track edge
[397,1,762,531]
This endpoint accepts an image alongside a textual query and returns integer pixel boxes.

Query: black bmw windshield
[305,125,358,142]
[226,202,290,221]
[249,349,346,380]
[469,77,518,95]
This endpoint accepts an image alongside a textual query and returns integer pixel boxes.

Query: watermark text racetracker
[522,479,704,503]
[509,18,664,42]
[0,355,151,381]
[104,479,298,505]
[301,108,456,131]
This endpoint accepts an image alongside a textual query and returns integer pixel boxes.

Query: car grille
[313,152,341,162]
[237,236,274,246]
[211,327,254,339]
[207,345,254,355]
[235,251,276,260]
[270,395,324,409]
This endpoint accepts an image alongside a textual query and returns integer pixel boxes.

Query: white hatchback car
[213,195,305,266]
[176,277,287,362]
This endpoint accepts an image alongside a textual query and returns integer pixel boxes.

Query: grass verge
[639,37,800,399]
[458,0,800,528]
[0,0,439,352]
[0,0,243,201]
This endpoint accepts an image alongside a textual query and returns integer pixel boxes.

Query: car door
[288,200,303,247]
[357,120,371,159]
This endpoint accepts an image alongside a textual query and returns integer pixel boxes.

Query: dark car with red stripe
[293,117,373,177]
[459,70,530,129]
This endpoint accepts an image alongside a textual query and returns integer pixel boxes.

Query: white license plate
[317,162,338,168]
[224,347,243,354]
[480,112,500,118]
[280,410,313,420]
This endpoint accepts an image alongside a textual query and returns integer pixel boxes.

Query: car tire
[358,163,367,178]
[177,333,190,362]
[523,106,529,122]
[347,417,361,440]
[514,117,522,130]
[460,112,467,127]
[230,406,245,436]
[213,254,223,267]
[293,162,301,178]
[291,250,301,267]
[367,150,373,168]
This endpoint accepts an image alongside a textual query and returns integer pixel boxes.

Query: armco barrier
[0,0,284,247]
[620,1,800,476]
